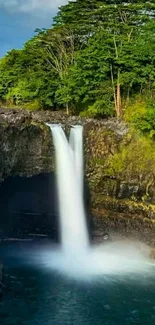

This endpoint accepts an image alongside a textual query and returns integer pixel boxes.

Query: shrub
[125,99,155,138]
[80,99,114,118]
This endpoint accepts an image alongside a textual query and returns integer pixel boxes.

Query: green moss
[91,194,155,218]
[124,99,147,123]
[23,100,41,111]
[124,99,155,138]
[30,120,49,133]
[2,121,8,128]
[85,124,155,211]
[108,134,155,178]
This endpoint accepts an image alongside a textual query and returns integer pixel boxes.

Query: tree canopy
[1,0,155,125]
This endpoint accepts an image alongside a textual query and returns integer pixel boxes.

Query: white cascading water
[47,124,89,253]
[69,126,84,195]
[37,123,155,280]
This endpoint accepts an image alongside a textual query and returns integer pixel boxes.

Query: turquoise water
[1,244,155,325]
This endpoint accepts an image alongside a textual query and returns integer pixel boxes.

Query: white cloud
[0,0,69,13]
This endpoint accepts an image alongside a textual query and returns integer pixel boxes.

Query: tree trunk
[110,64,121,118]
[116,70,121,118]
[113,37,122,118]
[66,103,69,115]
[116,83,121,117]
[110,64,117,114]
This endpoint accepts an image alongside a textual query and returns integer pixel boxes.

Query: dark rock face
[0,108,155,245]
[0,109,54,181]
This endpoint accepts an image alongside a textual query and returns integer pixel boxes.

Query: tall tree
[36,27,76,114]
[54,0,155,116]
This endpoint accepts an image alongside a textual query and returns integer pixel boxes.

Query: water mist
[39,124,155,280]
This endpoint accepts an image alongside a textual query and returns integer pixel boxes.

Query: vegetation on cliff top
[0,0,155,129]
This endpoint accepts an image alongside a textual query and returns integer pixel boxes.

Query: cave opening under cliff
[0,173,91,241]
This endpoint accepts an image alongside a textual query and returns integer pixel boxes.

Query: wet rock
[0,109,129,183]
[118,183,139,199]
[0,109,54,180]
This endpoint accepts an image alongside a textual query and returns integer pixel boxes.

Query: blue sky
[0,0,69,57]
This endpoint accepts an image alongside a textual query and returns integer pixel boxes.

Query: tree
[1,0,155,118]
[0,37,59,109]
[36,27,76,114]
[54,0,155,116]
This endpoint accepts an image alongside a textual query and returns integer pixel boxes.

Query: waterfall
[43,124,153,280]
[47,124,89,253]
[69,126,84,195]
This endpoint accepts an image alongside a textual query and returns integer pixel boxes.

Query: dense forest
[0,0,155,134]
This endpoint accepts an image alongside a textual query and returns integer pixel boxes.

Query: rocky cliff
[0,108,155,245]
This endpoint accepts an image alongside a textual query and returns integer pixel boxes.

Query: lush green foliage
[1,0,155,122]
[125,98,155,138]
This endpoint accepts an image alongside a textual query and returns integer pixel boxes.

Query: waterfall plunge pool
[1,242,155,325]
[1,124,155,324]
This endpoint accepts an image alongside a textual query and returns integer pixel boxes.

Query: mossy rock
[85,126,155,203]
